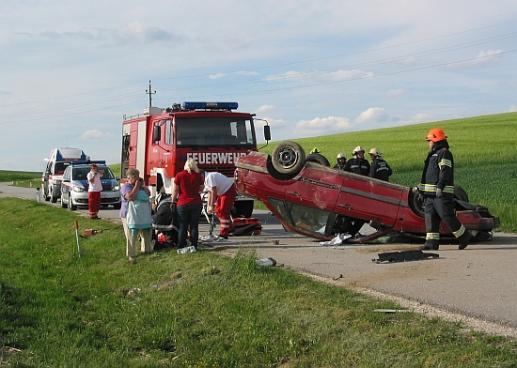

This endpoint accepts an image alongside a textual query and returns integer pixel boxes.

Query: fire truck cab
[121,101,270,217]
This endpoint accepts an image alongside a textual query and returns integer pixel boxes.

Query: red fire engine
[121,101,270,217]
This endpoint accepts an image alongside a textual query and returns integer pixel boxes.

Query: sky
[1,0,517,171]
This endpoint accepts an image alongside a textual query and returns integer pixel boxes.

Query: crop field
[1,198,517,367]
[0,170,40,183]
[263,112,517,232]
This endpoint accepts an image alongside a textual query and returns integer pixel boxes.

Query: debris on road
[255,257,277,267]
[373,309,410,313]
[373,250,439,264]
[320,233,352,246]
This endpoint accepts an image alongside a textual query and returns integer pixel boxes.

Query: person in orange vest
[419,128,472,250]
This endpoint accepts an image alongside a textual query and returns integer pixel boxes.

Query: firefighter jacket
[419,140,455,197]
[333,163,347,171]
[344,157,370,176]
[370,157,392,181]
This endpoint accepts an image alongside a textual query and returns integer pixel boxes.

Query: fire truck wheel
[305,153,330,167]
[269,141,306,179]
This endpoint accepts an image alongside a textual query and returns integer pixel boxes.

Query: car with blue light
[60,161,121,210]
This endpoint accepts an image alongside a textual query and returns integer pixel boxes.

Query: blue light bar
[182,101,238,110]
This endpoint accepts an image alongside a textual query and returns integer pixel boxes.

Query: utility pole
[145,80,156,110]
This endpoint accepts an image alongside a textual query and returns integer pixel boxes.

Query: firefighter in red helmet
[419,128,472,250]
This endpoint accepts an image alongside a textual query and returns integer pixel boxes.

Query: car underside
[235,141,499,243]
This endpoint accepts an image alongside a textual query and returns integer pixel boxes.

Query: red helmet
[426,128,447,142]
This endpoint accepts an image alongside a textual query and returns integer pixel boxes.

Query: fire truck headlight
[73,186,86,193]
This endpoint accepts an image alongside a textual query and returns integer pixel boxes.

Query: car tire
[409,185,470,218]
[269,141,306,179]
[305,153,330,167]
[68,196,77,211]
[60,194,67,208]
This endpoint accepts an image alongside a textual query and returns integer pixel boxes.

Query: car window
[73,168,90,180]
[269,198,334,236]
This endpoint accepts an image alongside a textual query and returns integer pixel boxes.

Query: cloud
[385,88,405,97]
[409,112,430,122]
[81,129,106,140]
[15,22,179,46]
[355,107,387,124]
[236,70,259,76]
[324,69,374,81]
[265,70,307,82]
[508,106,517,113]
[296,116,350,132]
[448,49,503,68]
[265,69,373,83]
[208,72,226,80]
[255,104,275,114]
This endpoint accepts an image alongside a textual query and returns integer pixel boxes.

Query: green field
[0,170,40,183]
[262,112,517,232]
[1,198,517,367]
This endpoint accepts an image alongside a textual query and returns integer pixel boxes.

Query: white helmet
[352,146,365,155]
[336,152,346,159]
[369,147,381,156]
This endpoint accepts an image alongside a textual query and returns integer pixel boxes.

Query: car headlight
[112,185,120,192]
[73,186,86,192]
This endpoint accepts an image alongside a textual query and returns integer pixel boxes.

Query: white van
[41,147,88,202]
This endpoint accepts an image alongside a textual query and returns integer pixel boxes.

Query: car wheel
[269,141,306,179]
[68,196,77,211]
[305,153,330,167]
[454,186,469,202]
[409,187,425,217]
[232,201,254,218]
[60,194,67,208]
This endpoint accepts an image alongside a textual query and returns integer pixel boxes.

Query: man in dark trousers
[344,146,370,175]
[368,147,392,181]
[419,128,472,250]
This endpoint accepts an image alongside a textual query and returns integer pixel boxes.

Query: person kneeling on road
[204,171,236,239]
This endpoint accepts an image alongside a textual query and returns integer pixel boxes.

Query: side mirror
[263,125,271,141]
[152,124,161,142]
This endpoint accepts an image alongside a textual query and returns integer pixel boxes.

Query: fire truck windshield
[175,117,255,147]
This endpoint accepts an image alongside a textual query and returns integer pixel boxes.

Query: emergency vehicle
[121,101,271,217]
[41,147,88,203]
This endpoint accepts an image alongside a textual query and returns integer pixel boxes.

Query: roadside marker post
[74,220,81,259]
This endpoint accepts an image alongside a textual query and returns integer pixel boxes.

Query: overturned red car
[235,141,499,242]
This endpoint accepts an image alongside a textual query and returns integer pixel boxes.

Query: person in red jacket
[172,158,204,249]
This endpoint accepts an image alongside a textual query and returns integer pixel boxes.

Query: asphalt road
[2,182,517,333]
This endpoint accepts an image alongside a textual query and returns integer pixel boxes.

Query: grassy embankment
[0,171,41,188]
[261,112,517,232]
[1,198,517,367]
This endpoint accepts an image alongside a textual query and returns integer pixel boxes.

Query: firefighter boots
[458,230,473,250]
[422,240,439,251]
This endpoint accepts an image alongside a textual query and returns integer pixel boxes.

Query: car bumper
[71,191,121,206]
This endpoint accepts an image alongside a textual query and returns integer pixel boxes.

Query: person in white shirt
[204,172,236,239]
[87,164,103,219]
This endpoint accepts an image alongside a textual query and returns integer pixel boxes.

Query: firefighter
[204,171,237,239]
[334,153,347,171]
[344,146,370,175]
[419,128,472,250]
[368,148,392,181]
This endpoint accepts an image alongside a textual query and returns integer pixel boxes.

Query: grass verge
[1,198,516,367]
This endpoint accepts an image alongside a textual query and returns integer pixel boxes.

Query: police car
[60,161,121,210]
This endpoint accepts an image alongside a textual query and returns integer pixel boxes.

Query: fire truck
[121,101,271,217]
